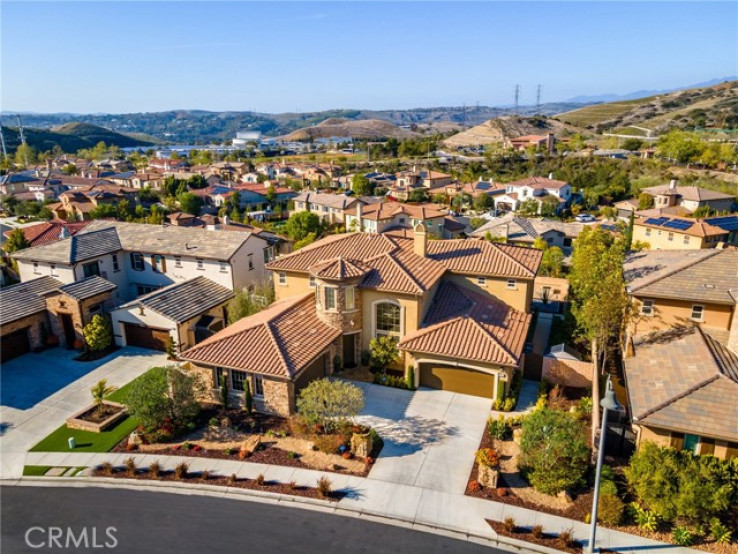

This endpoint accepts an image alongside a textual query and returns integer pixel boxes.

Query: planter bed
[74,345,119,362]
[487,519,583,554]
[66,402,127,433]
[92,467,343,502]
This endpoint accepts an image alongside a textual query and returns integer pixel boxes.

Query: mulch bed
[487,519,583,554]
[74,346,119,362]
[76,404,124,424]
[92,467,343,502]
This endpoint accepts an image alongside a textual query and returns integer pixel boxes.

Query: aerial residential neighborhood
[1,2,737,554]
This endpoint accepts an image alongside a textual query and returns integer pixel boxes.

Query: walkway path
[20,451,698,553]
[532,312,554,356]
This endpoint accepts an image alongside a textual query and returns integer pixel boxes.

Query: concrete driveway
[353,382,491,495]
[0,347,167,479]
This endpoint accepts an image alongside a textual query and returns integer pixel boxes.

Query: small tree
[296,378,365,433]
[165,336,177,359]
[4,228,29,253]
[473,194,494,212]
[220,374,230,410]
[637,193,654,210]
[83,315,112,352]
[285,211,321,241]
[624,211,634,251]
[519,407,590,495]
[369,336,400,372]
[244,379,253,414]
[406,366,415,390]
[90,379,116,414]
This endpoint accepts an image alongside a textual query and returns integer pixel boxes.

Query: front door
[343,333,356,368]
[60,313,76,348]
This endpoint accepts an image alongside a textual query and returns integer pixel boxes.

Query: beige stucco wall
[630,296,734,336]
[361,290,421,368]
[534,276,569,303]
[636,426,737,460]
[446,273,533,312]
[273,271,314,301]
[111,304,176,347]
[632,225,715,250]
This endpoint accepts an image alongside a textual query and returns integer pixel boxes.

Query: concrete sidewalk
[22,451,697,553]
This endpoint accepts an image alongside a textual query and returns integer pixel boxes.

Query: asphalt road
[1,486,504,554]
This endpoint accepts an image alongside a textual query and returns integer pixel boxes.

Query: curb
[7,476,566,554]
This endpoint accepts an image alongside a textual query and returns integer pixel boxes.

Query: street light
[586,376,622,554]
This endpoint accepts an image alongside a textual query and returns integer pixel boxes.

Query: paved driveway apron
[353,382,491,494]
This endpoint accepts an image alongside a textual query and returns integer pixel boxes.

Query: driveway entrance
[352,382,491,494]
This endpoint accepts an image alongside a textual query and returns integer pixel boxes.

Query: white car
[575,214,597,223]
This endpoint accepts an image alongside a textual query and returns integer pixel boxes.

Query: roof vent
[687,365,698,372]
[653,379,664,388]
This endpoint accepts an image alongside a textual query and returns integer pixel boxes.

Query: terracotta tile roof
[398,281,530,367]
[507,176,569,190]
[642,184,735,202]
[360,249,446,295]
[425,239,541,278]
[625,326,738,442]
[3,220,91,247]
[624,249,738,304]
[180,294,341,379]
[309,257,371,281]
[350,202,447,221]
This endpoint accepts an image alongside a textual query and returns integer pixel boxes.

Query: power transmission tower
[16,115,28,166]
[536,84,543,113]
[514,85,520,114]
[0,125,7,161]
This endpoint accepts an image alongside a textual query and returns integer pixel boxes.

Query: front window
[683,433,700,454]
[196,258,204,270]
[231,370,247,392]
[691,305,704,321]
[151,254,166,273]
[506,279,517,290]
[214,367,225,389]
[131,252,144,271]
[254,374,264,396]
[278,272,286,285]
[248,253,254,270]
[325,287,336,310]
[345,286,355,309]
[136,284,158,296]
[375,302,401,338]
[640,299,654,316]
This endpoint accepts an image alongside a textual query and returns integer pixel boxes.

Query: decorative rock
[557,490,574,503]
[219,417,232,428]
[350,431,373,458]
[477,463,499,489]
[128,431,143,446]
[512,428,523,445]
[241,435,261,453]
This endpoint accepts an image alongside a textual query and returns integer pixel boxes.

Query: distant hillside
[442,116,577,148]
[1,122,158,154]
[556,81,738,133]
[280,118,417,141]
[564,76,738,104]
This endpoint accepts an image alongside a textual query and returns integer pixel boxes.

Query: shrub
[317,476,332,498]
[625,442,738,524]
[173,462,189,480]
[468,480,481,493]
[224,448,234,456]
[201,470,210,481]
[244,379,253,414]
[598,493,625,526]
[288,451,299,459]
[100,462,114,476]
[475,448,499,468]
[599,479,618,497]
[208,417,219,427]
[165,336,177,359]
[368,336,400,370]
[360,349,371,366]
[372,373,408,389]
[313,434,345,455]
[672,526,693,546]
[227,473,236,486]
[83,314,112,352]
[488,415,511,440]
[548,385,568,411]
[710,519,732,544]
[558,528,574,546]
[406,366,415,390]
[503,517,516,533]
[256,473,265,486]
[124,457,137,477]
[634,507,659,531]
[125,366,204,433]
[148,461,161,477]
[220,374,229,410]
[577,396,593,414]
[518,407,590,495]
[296,379,364,433]
[531,525,544,538]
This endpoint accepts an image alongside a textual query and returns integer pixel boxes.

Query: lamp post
[586,376,622,554]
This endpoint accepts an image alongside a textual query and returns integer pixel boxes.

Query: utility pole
[536,84,543,113]
[514,85,520,114]
[0,124,7,161]
[16,115,28,166]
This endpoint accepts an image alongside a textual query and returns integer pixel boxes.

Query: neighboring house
[389,169,454,200]
[624,326,738,459]
[233,182,296,210]
[623,248,738,343]
[508,133,555,153]
[344,202,454,237]
[640,180,735,215]
[493,175,572,214]
[11,220,271,352]
[472,215,584,253]
[632,216,730,249]
[148,158,188,172]
[2,220,92,247]
[443,179,506,202]
[292,192,363,224]
[180,228,541,415]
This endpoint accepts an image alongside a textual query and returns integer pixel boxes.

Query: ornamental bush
[518,407,590,495]
[296,378,364,434]
[83,314,112,352]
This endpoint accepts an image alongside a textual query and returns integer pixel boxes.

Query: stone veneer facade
[0,312,47,350]
[314,276,364,368]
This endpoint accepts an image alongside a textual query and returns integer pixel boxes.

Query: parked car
[575,213,597,223]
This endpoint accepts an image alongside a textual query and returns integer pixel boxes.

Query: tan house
[292,192,363,224]
[180,228,541,415]
[632,216,729,249]
[640,180,735,215]
[344,202,455,238]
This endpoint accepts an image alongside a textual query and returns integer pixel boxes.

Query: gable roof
[507,176,569,190]
[12,226,122,264]
[642,183,735,202]
[58,276,116,301]
[0,276,62,325]
[351,202,447,221]
[625,327,738,442]
[2,220,92,248]
[398,281,530,367]
[117,276,233,324]
[624,249,738,304]
[425,239,541,278]
[180,293,341,379]
[294,192,358,210]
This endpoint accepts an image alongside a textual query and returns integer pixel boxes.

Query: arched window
[375,302,401,339]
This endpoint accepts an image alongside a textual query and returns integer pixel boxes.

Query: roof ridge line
[490,242,535,276]
[469,318,517,365]
[388,251,425,294]
[265,319,291,376]
[636,374,720,421]
[629,249,722,293]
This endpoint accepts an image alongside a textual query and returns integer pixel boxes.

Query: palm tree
[91,380,116,414]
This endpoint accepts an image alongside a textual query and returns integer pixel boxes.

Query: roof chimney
[669,179,677,191]
[413,223,427,257]
[58,226,70,239]
[548,172,554,180]
[355,202,363,232]
[223,215,230,226]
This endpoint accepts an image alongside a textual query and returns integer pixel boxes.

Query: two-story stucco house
[344,202,462,238]
[9,221,271,354]
[494,175,572,215]
[292,192,363,224]
[180,227,541,416]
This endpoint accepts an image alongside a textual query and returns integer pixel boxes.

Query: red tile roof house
[180,227,541,415]
[493,175,572,215]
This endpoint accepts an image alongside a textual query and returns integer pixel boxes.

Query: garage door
[1,328,31,362]
[420,364,496,399]
[123,323,170,351]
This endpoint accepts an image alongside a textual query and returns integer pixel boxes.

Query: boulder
[241,435,261,453]
[478,464,499,489]
[128,431,143,446]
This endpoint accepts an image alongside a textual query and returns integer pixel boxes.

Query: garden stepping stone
[45,467,67,477]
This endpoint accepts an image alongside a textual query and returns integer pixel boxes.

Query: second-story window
[324,287,336,310]
[130,252,144,271]
[112,254,120,272]
[668,232,674,242]
[33,262,39,274]
[477,277,487,286]
[174,256,182,268]
[278,272,286,285]
[683,235,690,245]
[196,258,204,270]
[345,286,355,310]
[506,279,517,290]
[309,276,316,288]
[640,299,654,316]
[83,261,100,278]
[50,263,58,277]
[219,261,228,273]
[151,254,166,273]
[248,253,254,271]
[691,305,704,321]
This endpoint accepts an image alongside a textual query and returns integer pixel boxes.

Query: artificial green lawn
[22,465,52,476]
[29,368,159,453]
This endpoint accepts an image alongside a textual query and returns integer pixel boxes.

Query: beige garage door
[419,364,496,398]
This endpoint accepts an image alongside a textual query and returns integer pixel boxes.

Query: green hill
[1,122,158,154]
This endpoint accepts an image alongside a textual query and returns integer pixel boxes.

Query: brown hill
[442,116,574,148]
[281,118,417,141]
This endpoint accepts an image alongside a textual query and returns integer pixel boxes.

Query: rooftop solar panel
[706,216,738,232]
[663,219,692,230]
[644,217,669,226]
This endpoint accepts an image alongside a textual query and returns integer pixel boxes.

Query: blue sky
[2,2,736,114]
